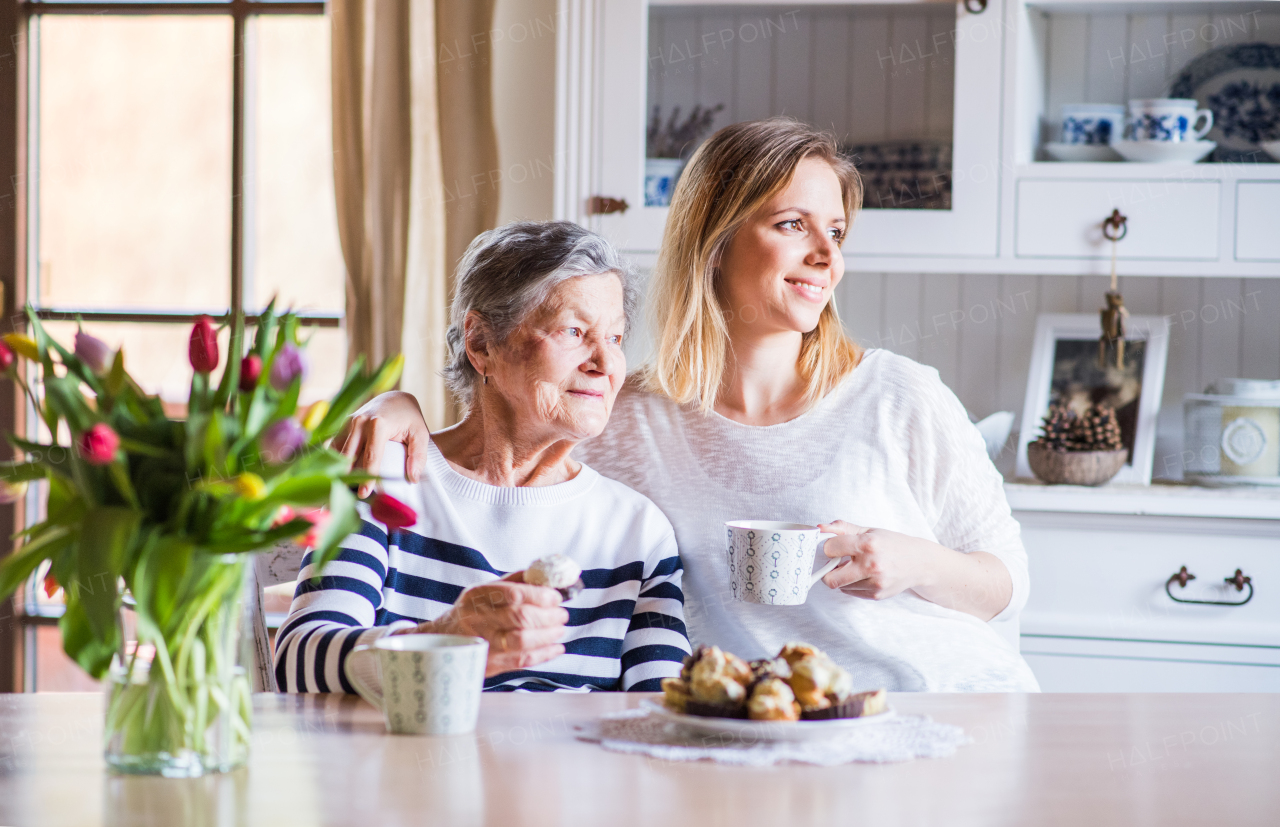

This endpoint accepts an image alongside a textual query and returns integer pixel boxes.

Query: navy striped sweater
[274,442,691,693]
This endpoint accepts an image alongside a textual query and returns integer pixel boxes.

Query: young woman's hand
[816,520,931,600]
[394,572,569,677]
[817,519,1012,620]
[334,391,432,496]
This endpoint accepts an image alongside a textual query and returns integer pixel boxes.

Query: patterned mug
[345,633,488,735]
[1126,98,1214,142]
[1060,104,1126,145]
[725,521,840,606]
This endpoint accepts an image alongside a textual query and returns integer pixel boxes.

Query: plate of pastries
[649,642,891,742]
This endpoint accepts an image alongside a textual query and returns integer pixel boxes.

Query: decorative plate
[1112,140,1216,163]
[1044,142,1122,162]
[639,699,895,743]
[1169,42,1280,162]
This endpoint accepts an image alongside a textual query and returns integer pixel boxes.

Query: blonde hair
[642,118,864,413]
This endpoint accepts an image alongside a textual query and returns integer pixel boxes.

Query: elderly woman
[340,119,1039,692]
[274,222,690,693]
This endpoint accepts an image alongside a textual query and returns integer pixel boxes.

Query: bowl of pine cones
[1027,402,1128,486]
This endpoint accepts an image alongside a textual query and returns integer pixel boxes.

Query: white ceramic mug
[344,633,488,736]
[725,521,840,606]
[1126,98,1213,142]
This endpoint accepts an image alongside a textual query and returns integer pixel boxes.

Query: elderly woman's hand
[335,391,432,497]
[396,573,569,677]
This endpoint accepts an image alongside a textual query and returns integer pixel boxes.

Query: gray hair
[443,220,638,408]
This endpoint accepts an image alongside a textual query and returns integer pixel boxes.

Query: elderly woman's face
[717,157,846,337]
[484,273,626,441]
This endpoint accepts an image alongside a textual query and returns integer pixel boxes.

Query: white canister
[1183,379,1280,483]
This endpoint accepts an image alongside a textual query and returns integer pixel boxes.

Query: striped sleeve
[618,534,690,691]
[273,518,415,693]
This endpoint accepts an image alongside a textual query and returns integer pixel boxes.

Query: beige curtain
[331,0,498,430]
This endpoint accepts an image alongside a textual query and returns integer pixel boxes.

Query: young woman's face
[482,273,627,442]
[717,157,847,337]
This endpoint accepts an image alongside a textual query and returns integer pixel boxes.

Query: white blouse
[575,349,1040,692]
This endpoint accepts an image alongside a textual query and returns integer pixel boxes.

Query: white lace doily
[575,709,970,767]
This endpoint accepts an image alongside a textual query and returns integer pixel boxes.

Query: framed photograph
[1016,313,1170,486]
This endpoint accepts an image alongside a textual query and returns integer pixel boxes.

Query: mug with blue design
[1060,104,1125,146]
[1126,98,1214,142]
[725,521,840,606]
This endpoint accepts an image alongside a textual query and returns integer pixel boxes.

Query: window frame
[2,0,335,691]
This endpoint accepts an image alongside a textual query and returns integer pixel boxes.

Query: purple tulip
[74,331,112,374]
[260,418,306,463]
[270,344,307,390]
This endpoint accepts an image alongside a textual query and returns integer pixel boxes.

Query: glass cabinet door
[588,0,1004,260]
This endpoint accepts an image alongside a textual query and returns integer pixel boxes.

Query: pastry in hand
[747,678,801,722]
[523,554,584,600]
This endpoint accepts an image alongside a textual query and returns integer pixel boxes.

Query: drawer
[1015,179,1219,259]
[1022,648,1280,692]
[1236,182,1280,261]
[1016,511,1280,647]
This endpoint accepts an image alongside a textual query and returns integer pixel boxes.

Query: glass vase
[105,557,253,778]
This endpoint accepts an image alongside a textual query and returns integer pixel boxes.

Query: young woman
[339,119,1039,692]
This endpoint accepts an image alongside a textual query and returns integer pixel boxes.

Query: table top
[2,692,1278,827]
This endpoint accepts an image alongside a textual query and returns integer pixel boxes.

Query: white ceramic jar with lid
[1184,379,1280,484]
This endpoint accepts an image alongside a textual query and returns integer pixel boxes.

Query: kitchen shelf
[1016,162,1280,179]
[1005,480,1280,519]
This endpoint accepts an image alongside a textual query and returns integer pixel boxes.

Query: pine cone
[1033,403,1123,452]
[1034,403,1076,452]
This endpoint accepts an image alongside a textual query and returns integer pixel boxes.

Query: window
[12,0,340,691]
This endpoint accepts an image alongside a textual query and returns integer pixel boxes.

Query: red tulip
[0,340,13,371]
[77,423,119,466]
[239,354,262,392]
[188,316,219,373]
[299,509,332,549]
[43,570,59,599]
[370,493,417,531]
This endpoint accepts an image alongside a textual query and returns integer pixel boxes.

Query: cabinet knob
[1102,209,1128,241]
[963,0,987,14]
[1165,566,1254,606]
[588,196,629,215]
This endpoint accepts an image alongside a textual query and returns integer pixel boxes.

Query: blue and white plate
[1169,42,1280,163]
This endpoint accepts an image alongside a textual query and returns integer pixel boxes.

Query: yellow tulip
[301,400,329,432]
[2,334,39,361]
[231,472,267,500]
[369,354,404,396]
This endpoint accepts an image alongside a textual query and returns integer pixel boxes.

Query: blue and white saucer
[1169,42,1280,163]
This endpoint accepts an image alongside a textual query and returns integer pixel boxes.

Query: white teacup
[345,633,488,736]
[1126,98,1213,142]
[725,521,840,606]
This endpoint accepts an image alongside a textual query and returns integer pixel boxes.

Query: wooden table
[2,692,1278,826]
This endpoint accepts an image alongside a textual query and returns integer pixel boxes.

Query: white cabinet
[564,0,1006,263]
[1008,483,1280,692]
[557,0,1280,275]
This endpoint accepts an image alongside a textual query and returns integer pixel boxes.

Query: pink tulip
[239,354,262,392]
[269,344,307,390]
[77,423,119,466]
[74,331,112,374]
[188,316,219,374]
[0,340,14,371]
[299,509,332,549]
[370,493,417,531]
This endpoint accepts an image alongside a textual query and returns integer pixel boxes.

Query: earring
[483,374,488,385]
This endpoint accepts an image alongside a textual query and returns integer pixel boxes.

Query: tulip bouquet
[0,304,403,776]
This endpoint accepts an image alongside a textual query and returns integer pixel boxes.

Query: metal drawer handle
[1165,566,1253,606]
[963,0,987,14]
